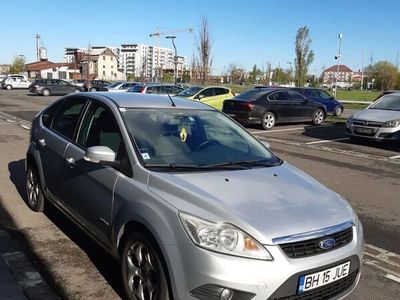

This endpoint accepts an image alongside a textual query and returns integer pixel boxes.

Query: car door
[268,90,294,121]
[61,101,132,245]
[287,90,311,120]
[38,97,87,201]
[197,87,216,107]
[309,89,335,112]
[57,80,74,95]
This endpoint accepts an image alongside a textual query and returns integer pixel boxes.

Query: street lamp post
[334,33,343,97]
[166,36,177,84]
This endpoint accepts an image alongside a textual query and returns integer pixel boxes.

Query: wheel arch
[26,145,46,191]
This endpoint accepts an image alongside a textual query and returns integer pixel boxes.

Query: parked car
[373,90,400,102]
[29,79,84,96]
[346,93,400,141]
[223,88,327,130]
[26,92,363,300]
[129,83,184,95]
[70,79,86,87]
[290,87,344,116]
[83,80,111,92]
[177,86,235,110]
[1,75,31,90]
[106,81,139,92]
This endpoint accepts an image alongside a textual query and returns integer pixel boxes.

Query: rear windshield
[234,89,268,101]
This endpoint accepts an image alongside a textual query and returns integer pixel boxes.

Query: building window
[58,71,67,79]
[111,66,114,69]
[103,65,105,68]
[103,56,106,60]
[111,56,113,61]
[103,71,105,76]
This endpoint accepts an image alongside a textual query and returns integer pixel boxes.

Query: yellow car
[177,86,235,110]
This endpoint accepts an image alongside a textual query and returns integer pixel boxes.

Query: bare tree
[197,17,213,84]
[294,26,314,87]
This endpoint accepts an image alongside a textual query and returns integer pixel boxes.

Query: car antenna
[167,93,176,107]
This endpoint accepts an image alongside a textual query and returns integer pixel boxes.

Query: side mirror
[84,146,116,164]
[260,140,271,149]
[197,94,205,100]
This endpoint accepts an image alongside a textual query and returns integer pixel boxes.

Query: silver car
[26,92,363,300]
[346,93,400,140]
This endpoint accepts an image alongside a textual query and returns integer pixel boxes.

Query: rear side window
[42,101,63,128]
[288,91,306,101]
[52,98,87,140]
[215,88,229,95]
[131,85,143,92]
[274,91,290,101]
[146,86,160,94]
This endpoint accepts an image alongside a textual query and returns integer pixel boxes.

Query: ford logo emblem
[319,238,336,250]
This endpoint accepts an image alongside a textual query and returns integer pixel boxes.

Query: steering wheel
[196,139,220,151]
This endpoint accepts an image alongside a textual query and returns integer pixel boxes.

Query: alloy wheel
[313,110,324,125]
[263,113,275,129]
[26,168,39,207]
[125,242,160,300]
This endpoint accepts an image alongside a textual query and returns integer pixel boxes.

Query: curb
[0,229,58,300]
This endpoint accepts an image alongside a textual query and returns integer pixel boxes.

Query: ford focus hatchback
[26,92,363,300]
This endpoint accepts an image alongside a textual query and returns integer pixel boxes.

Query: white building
[64,44,188,80]
[81,48,125,81]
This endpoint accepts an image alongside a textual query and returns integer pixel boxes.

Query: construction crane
[149,28,193,82]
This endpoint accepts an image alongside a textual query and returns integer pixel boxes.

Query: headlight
[383,119,400,128]
[179,212,273,260]
[346,115,354,124]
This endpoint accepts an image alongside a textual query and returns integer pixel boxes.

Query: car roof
[87,92,215,110]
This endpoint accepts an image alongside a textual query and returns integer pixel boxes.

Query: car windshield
[369,95,400,111]
[177,86,203,97]
[123,108,281,171]
[107,81,124,88]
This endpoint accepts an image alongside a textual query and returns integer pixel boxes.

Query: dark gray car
[29,79,84,96]
[25,92,363,300]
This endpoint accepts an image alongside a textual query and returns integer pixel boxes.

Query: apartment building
[64,47,88,63]
[322,64,353,84]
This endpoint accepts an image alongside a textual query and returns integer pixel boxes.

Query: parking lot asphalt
[0,89,399,299]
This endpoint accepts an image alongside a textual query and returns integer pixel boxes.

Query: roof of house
[323,65,353,73]
[25,60,75,71]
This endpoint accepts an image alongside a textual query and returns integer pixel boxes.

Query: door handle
[65,157,75,165]
[38,138,46,147]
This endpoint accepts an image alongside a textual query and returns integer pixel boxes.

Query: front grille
[279,227,353,258]
[353,119,382,127]
[270,269,358,300]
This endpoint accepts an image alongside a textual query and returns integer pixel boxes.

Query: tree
[367,61,399,90]
[248,64,263,84]
[197,17,213,84]
[272,68,291,85]
[10,55,26,74]
[227,63,245,84]
[294,26,314,87]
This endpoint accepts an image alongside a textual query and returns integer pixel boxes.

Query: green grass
[334,90,380,101]
[343,102,369,110]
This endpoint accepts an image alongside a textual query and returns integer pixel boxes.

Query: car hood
[147,163,354,244]
[353,108,400,122]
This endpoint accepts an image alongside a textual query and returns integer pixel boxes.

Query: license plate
[354,127,373,134]
[298,261,350,294]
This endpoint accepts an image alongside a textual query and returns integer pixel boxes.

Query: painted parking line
[389,154,400,159]
[385,274,400,283]
[250,127,304,134]
[305,138,350,145]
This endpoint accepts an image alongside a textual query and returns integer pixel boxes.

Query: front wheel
[312,109,325,125]
[42,89,51,96]
[121,232,170,300]
[6,85,12,90]
[26,164,45,212]
[261,112,276,130]
[90,87,97,92]
[334,106,343,117]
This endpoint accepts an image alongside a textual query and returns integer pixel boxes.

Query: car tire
[90,87,97,92]
[121,231,170,300]
[312,108,325,125]
[6,85,12,90]
[42,89,51,96]
[26,163,45,212]
[334,106,343,117]
[261,112,276,130]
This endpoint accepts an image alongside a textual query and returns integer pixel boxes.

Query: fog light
[220,288,233,300]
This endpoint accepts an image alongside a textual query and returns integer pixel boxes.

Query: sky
[1,0,399,75]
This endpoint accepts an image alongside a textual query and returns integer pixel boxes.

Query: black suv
[83,80,111,92]
[29,79,84,96]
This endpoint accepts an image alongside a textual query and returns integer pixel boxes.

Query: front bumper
[164,221,364,300]
[346,123,400,140]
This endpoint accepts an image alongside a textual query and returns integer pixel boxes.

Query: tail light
[239,103,254,111]
[140,86,146,93]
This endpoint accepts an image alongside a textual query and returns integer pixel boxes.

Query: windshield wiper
[201,159,282,169]
[145,162,249,170]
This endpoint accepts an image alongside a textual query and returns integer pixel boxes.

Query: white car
[1,75,31,90]
[105,81,139,92]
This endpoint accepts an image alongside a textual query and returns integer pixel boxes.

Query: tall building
[64,44,188,80]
